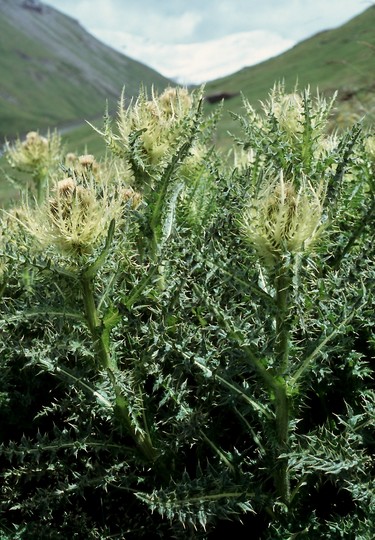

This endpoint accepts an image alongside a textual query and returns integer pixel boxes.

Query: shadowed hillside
[0,0,172,140]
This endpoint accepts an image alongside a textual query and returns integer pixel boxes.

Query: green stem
[273,381,290,504]
[81,275,113,369]
[192,279,292,502]
[80,273,156,463]
[272,262,293,503]
[35,171,47,205]
[274,263,292,376]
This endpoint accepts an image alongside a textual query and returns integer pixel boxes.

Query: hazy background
[45,0,369,84]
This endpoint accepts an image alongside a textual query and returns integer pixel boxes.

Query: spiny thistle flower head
[64,153,100,176]
[63,153,101,177]
[115,86,195,168]
[270,91,304,136]
[6,130,62,173]
[65,152,78,167]
[18,176,123,259]
[119,187,143,209]
[78,154,99,171]
[259,83,337,139]
[241,171,325,267]
[157,86,192,118]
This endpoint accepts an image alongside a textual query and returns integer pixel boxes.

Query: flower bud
[65,152,78,166]
[17,174,123,259]
[241,172,325,266]
[6,130,62,173]
[120,187,142,209]
[79,154,96,168]
[271,93,303,136]
[77,154,99,174]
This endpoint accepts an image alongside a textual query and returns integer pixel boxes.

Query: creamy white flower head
[24,131,47,146]
[157,86,192,118]
[260,83,337,141]
[241,171,325,266]
[119,187,142,209]
[6,130,62,171]
[116,86,196,168]
[18,176,123,258]
[271,92,304,136]
[65,152,78,166]
[78,154,96,167]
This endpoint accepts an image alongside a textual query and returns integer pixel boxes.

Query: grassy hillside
[204,5,375,146]
[1,3,374,164]
[0,0,172,140]
[54,5,375,155]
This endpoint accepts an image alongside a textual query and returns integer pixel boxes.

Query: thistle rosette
[241,172,325,267]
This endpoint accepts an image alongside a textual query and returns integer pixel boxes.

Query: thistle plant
[93,86,196,178]
[12,159,160,462]
[5,130,63,204]
[164,85,374,533]
[238,169,327,503]
[0,84,373,539]
[91,86,206,260]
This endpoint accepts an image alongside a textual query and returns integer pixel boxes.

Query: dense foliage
[0,84,374,539]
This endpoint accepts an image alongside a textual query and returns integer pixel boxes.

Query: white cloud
[64,0,118,29]
[48,0,367,42]
[93,29,295,84]
[130,11,203,43]
[45,0,367,84]
[49,1,203,43]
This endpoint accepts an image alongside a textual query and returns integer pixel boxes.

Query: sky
[45,0,370,84]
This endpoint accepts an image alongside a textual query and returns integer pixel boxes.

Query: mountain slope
[204,5,375,144]
[0,0,172,140]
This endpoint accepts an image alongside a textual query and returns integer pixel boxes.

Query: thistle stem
[80,274,156,463]
[275,263,292,376]
[272,262,293,504]
[273,382,290,504]
[35,171,47,205]
[81,275,112,369]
